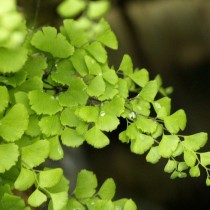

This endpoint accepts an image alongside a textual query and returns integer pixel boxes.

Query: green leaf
[0,86,9,113]
[25,115,41,137]
[164,160,177,173]
[189,165,200,177]
[98,82,118,101]
[158,135,179,158]
[177,162,188,171]
[62,19,88,47]
[71,49,88,76]
[136,115,157,134]
[183,150,197,167]
[100,97,125,117]
[98,178,116,200]
[57,0,86,18]
[87,75,106,97]
[76,106,99,123]
[153,97,171,119]
[14,167,35,191]
[74,170,98,199]
[119,130,129,143]
[130,134,154,155]
[118,78,128,98]
[61,127,85,147]
[146,146,161,164]
[39,168,63,188]
[183,132,208,151]
[170,171,187,179]
[22,55,47,79]
[0,104,28,142]
[0,47,27,73]
[172,142,184,157]
[200,152,210,167]
[206,177,210,186]
[18,77,43,92]
[0,143,19,173]
[86,41,107,64]
[164,109,187,134]
[49,136,64,160]
[29,90,62,115]
[28,189,47,207]
[103,69,118,85]
[60,107,81,127]
[85,55,102,75]
[119,54,133,75]
[96,114,119,132]
[151,123,163,139]
[47,175,69,193]
[51,59,75,86]
[22,140,49,168]
[130,98,151,116]
[139,80,158,102]
[31,26,74,58]
[58,78,88,107]
[129,68,149,87]
[39,115,62,137]
[96,19,118,49]
[125,123,139,140]
[87,1,110,19]
[123,199,137,210]
[85,126,109,148]
[0,193,29,210]
[66,198,85,210]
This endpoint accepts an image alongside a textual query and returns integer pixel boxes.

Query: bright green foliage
[164,109,187,134]
[21,140,49,168]
[28,189,47,207]
[0,0,209,209]
[87,1,110,20]
[31,26,74,58]
[57,0,86,18]
[14,167,35,191]
[0,86,9,113]
[73,170,98,199]
[0,104,28,142]
[0,143,19,173]
[98,178,116,200]
[29,90,62,115]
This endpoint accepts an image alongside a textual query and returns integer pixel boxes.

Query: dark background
[17,0,210,209]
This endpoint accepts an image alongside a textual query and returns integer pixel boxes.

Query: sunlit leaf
[164,160,177,173]
[189,165,200,177]
[14,167,35,191]
[39,115,62,137]
[0,104,28,142]
[130,134,154,155]
[85,126,109,148]
[0,47,27,73]
[0,143,19,173]
[85,55,102,75]
[48,136,64,160]
[22,140,49,168]
[0,86,9,113]
[139,80,158,102]
[183,132,208,151]
[31,26,74,58]
[146,146,161,164]
[39,168,63,188]
[61,127,85,147]
[183,149,197,167]
[129,68,149,87]
[86,41,107,63]
[153,97,171,119]
[164,109,187,134]
[200,152,210,167]
[28,189,47,207]
[57,0,86,18]
[98,178,116,200]
[29,90,62,115]
[76,106,99,122]
[87,0,110,19]
[119,54,133,75]
[74,170,98,199]
[136,115,157,134]
[158,135,179,158]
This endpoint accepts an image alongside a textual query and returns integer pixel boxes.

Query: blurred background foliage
[17,0,210,209]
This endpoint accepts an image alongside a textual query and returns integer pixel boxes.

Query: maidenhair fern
[0,0,209,209]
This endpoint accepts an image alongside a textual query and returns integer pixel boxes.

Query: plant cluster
[0,0,209,209]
